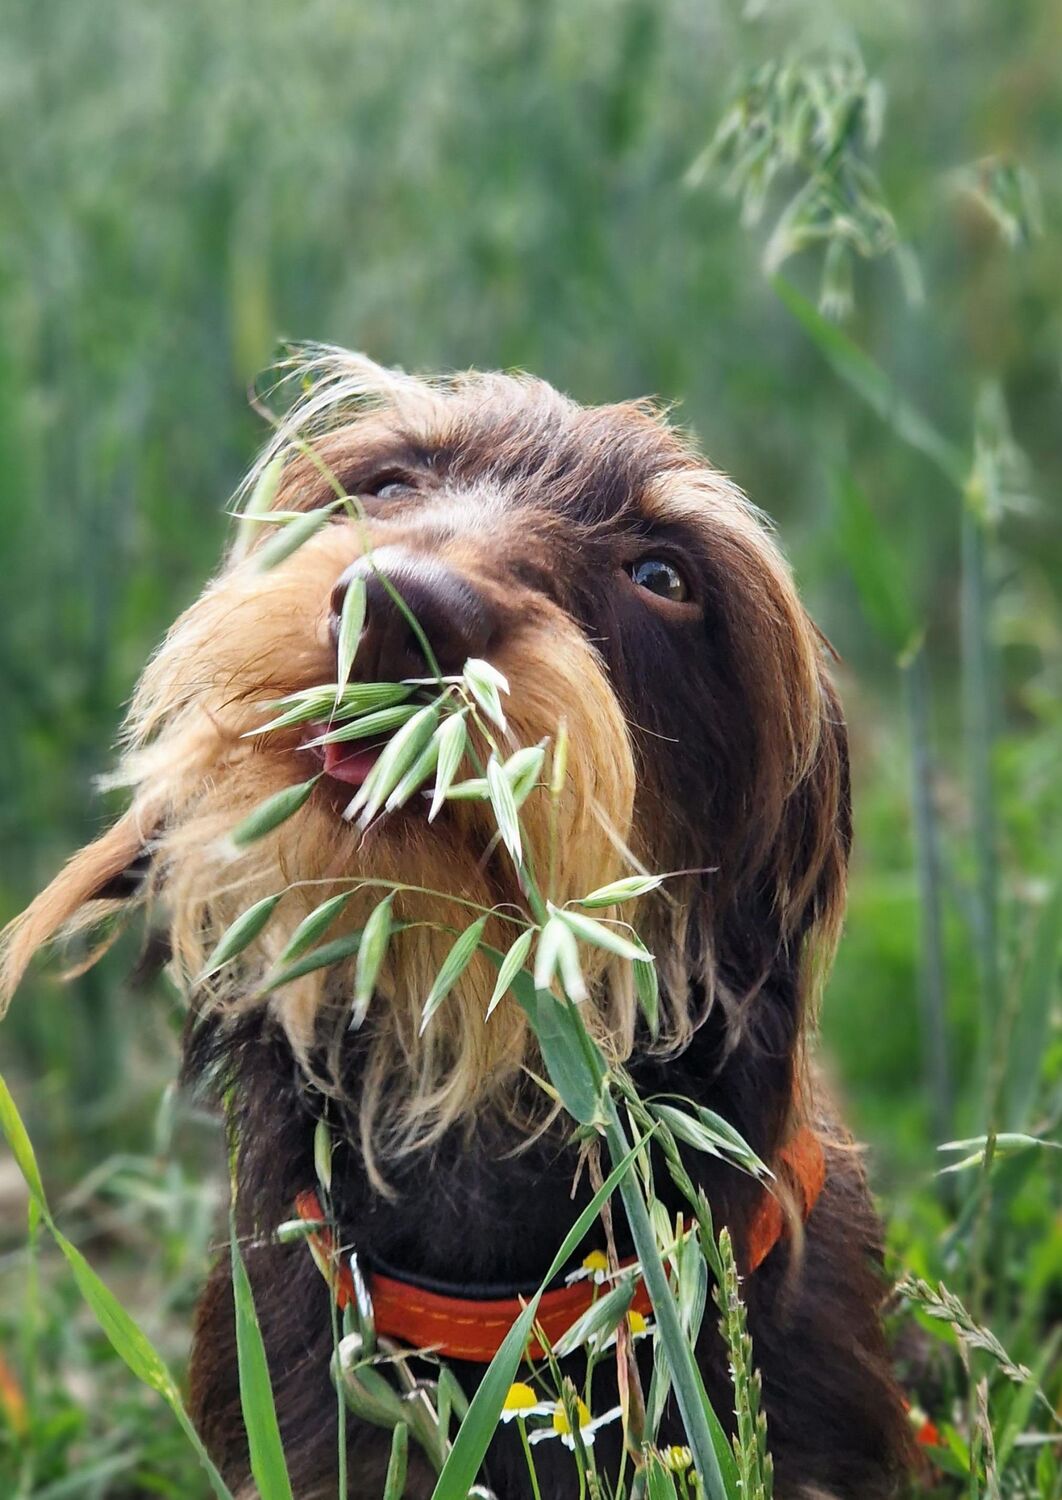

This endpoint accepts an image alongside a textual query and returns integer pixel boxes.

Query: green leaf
[229,1209,295,1500]
[428,711,469,821]
[231,777,320,845]
[645,1456,681,1500]
[551,904,652,964]
[254,501,344,571]
[552,1274,637,1358]
[485,928,534,1019]
[429,1136,647,1500]
[486,753,522,864]
[56,1222,176,1394]
[833,470,921,661]
[419,916,489,1034]
[335,573,367,701]
[276,892,353,964]
[353,895,394,1023]
[382,1424,409,1500]
[487,957,603,1125]
[462,657,509,731]
[200,894,283,979]
[0,1073,46,1205]
[773,276,967,489]
[576,874,665,908]
[260,928,369,991]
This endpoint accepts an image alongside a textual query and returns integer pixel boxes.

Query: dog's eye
[628,557,689,603]
[363,472,416,500]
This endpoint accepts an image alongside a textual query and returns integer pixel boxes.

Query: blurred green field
[0,1,1059,1495]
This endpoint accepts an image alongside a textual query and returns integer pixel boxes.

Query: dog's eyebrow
[328,439,432,494]
[641,470,772,545]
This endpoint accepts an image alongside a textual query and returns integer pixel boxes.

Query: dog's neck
[192,980,802,1292]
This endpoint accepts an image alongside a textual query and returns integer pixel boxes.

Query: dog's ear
[0,807,156,1013]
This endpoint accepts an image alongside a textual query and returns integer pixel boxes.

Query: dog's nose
[330,551,495,680]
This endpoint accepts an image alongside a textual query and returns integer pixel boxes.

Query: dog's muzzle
[330,546,495,682]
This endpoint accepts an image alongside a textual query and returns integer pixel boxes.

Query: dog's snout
[330,552,494,680]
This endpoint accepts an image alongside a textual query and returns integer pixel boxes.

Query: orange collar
[294,1125,825,1364]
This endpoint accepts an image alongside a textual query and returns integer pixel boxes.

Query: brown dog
[2,355,913,1498]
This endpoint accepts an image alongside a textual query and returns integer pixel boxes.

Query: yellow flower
[664,1444,694,1472]
[528,1397,623,1449]
[500,1381,553,1423]
[565,1248,613,1285]
[552,1397,592,1437]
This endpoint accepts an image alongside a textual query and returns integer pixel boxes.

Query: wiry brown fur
[2,353,913,1497]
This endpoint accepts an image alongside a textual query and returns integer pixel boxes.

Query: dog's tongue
[322,741,382,787]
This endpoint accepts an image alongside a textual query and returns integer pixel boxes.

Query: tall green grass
[0,3,1059,1496]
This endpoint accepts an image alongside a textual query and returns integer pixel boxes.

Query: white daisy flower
[499,1381,554,1423]
[564,1249,614,1286]
[528,1397,624,1449]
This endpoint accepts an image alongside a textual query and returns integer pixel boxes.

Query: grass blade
[603,1096,736,1500]
[833,469,921,661]
[773,276,966,488]
[552,1275,637,1358]
[486,957,603,1125]
[429,1136,648,1500]
[1004,872,1062,1129]
[0,1075,234,1499]
[230,1209,295,1500]
[382,1423,409,1500]
[634,941,660,1039]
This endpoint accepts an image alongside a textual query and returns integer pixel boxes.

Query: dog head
[1,352,848,1157]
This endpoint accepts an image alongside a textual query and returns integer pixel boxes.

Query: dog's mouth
[303,724,384,789]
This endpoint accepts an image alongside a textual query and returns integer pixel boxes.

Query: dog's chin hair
[2,530,651,1161]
